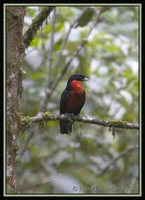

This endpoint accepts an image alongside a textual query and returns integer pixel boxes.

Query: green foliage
[18,6,139,194]
[75,8,95,27]
[31,37,39,47]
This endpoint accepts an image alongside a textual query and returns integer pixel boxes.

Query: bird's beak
[83,77,89,81]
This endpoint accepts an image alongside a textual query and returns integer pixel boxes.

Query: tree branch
[23,7,55,48]
[20,112,139,130]
[53,8,90,72]
[96,145,139,176]
[47,9,56,88]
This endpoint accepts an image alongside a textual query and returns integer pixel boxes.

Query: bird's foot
[66,113,75,122]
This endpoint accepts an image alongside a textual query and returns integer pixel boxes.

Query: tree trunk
[7,7,25,193]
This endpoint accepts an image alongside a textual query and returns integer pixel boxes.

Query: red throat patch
[71,80,83,96]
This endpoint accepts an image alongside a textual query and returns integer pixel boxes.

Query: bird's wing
[60,89,69,114]
[75,90,86,115]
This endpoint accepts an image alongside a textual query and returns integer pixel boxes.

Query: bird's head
[66,74,89,91]
[68,74,89,83]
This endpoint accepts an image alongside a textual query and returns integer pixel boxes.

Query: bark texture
[7,7,25,192]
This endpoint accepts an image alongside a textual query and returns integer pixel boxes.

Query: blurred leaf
[75,8,95,27]
[31,37,39,47]
[31,71,44,80]
[47,121,57,127]
[26,7,38,17]
[43,24,51,34]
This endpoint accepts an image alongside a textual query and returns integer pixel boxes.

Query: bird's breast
[65,90,85,114]
[71,80,83,96]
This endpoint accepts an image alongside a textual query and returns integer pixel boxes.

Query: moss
[37,111,56,128]
[65,113,75,122]
[107,120,131,139]
[42,111,56,127]
[17,112,32,128]
[43,111,55,119]
[17,111,56,130]
[107,120,130,128]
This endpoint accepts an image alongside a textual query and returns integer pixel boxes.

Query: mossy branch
[23,7,55,48]
[19,112,139,131]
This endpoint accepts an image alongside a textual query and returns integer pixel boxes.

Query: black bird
[60,74,88,134]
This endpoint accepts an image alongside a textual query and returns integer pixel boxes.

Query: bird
[60,74,88,134]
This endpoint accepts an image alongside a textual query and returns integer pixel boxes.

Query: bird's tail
[60,120,72,134]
